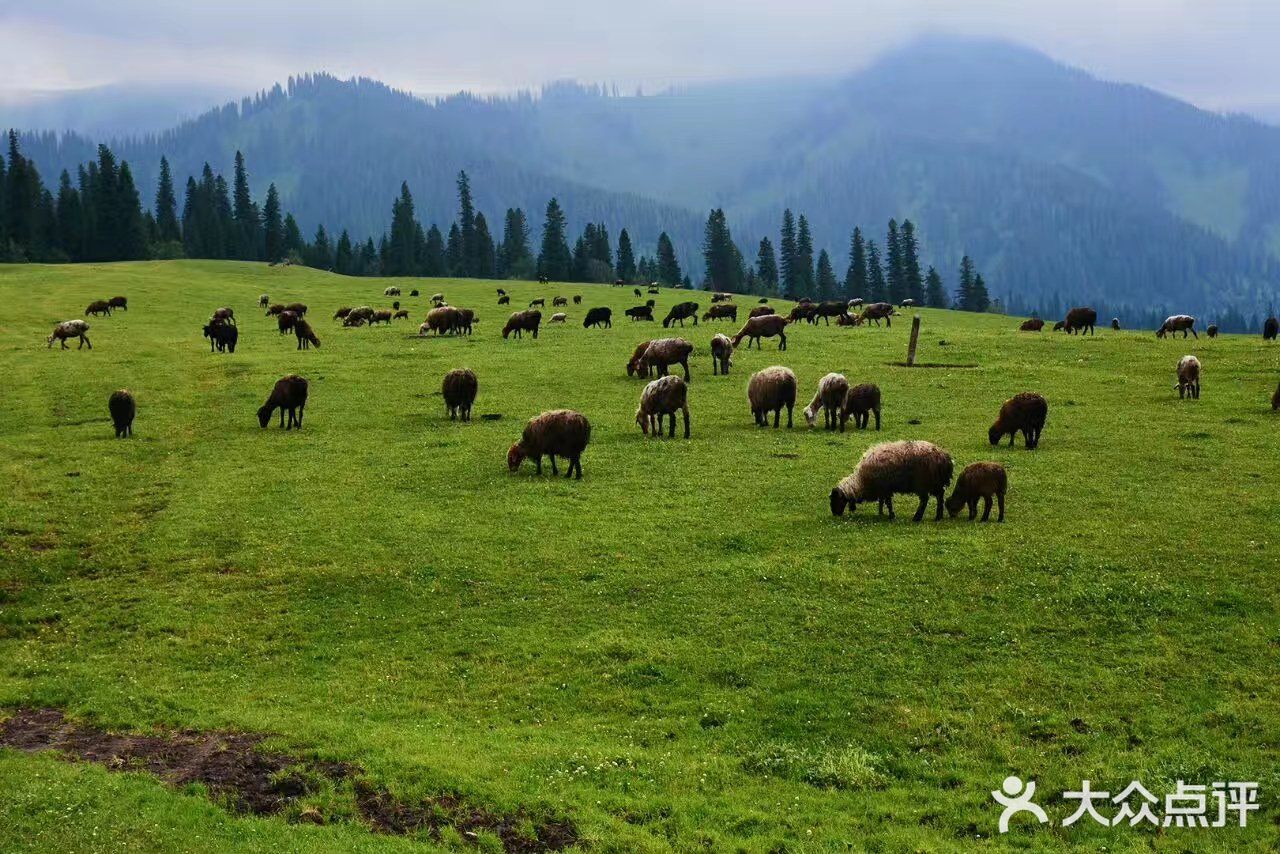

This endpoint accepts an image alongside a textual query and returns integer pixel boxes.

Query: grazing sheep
[277,310,298,334]
[900,299,917,308]
[830,440,954,521]
[1176,355,1201,399]
[841,383,882,431]
[638,337,694,381]
[662,301,699,328]
[573,295,582,304]
[392,301,401,311]
[529,298,545,308]
[1052,321,1066,332]
[626,340,655,377]
[497,288,506,296]
[538,276,549,284]
[803,373,849,430]
[369,309,394,326]
[1063,307,1097,335]
[636,374,690,438]
[410,289,420,297]
[711,333,733,376]
[1264,317,1279,341]
[258,375,308,429]
[550,312,567,323]
[812,301,849,325]
[266,303,286,316]
[442,368,478,421]
[848,298,864,308]
[393,309,410,320]
[333,306,353,320]
[711,292,731,303]
[1111,317,1121,331]
[202,320,237,353]
[418,322,429,335]
[285,302,308,317]
[1157,314,1197,339]
[211,307,235,325]
[498,295,510,305]
[384,286,401,296]
[1019,318,1044,332]
[625,305,655,321]
[344,306,374,327]
[648,286,659,295]
[455,309,477,335]
[758,297,770,304]
[946,462,1007,522]
[749,305,776,318]
[836,312,862,327]
[860,302,895,327]
[646,299,656,307]
[502,309,542,339]
[634,288,642,297]
[108,389,135,438]
[989,392,1048,449]
[431,293,445,304]
[732,314,791,350]
[1207,324,1219,338]
[47,319,91,350]
[86,300,112,317]
[703,303,738,322]
[583,307,613,329]
[553,296,568,307]
[259,294,269,307]
[748,366,797,428]
[788,303,818,323]
[108,296,128,312]
[508,409,591,478]
[426,306,462,335]
[295,318,321,350]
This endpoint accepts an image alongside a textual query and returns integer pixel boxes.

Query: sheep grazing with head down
[334,306,353,321]
[277,310,298,334]
[431,293,445,304]
[529,298,545,308]
[344,306,374,327]
[803,373,849,430]
[841,383,882,431]
[748,366,797,428]
[860,302,895,327]
[703,303,738,322]
[583,307,612,329]
[830,440,954,521]
[108,296,128,312]
[636,374,690,438]
[442,368,478,421]
[625,305,654,321]
[369,309,394,326]
[202,319,237,353]
[1063,306,1097,335]
[812,301,849,325]
[108,389,135,438]
[508,409,591,478]
[1207,324,1219,338]
[498,295,510,305]
[637,337,694,381]
[86,300,112,317]
[410,289,420,297]
[553,296,568,307]
[426,305,461,335]
[384,286,401,297]
[1019,318,1044,332]
[627,340,655,377]
[393,309,410,320]
[502,309,542,339]
[662,301,699,328]
[1157,315,1197,339]
[295,318,321,350]
[732,314,791,350]
[990,392,1048,449]
[1052,320,1066,332]
[711,333,733,375]
[266,303,286,316]
[946,462,1007,522]
[47,319,91,350]
[1176,355,1201,399]
[1264,317,1279,341]
[212,307,236,325]
[285,302,308,317]
[257,375,308,430]
[550,312,567,323]
[749,305,776,318]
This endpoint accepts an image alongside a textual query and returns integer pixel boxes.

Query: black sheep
[258,375,308,429]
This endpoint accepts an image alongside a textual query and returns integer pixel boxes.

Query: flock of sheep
[43,286,1280,518]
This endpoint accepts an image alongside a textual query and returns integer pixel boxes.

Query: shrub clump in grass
[741,741,884,790]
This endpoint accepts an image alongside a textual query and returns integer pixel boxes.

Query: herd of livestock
[42,282,1280,520]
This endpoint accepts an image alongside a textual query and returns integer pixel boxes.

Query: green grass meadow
[1,260,1279,851]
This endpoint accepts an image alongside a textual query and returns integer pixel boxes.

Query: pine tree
[115,161,148,260]
[334,229,354,275]
[473,211,496,278]
[498,208,531,278]
[885,219,903,303]
[779,209,797,297]
[815,249,837,300]
[702,208,740,292]
[925,265,947,308]
[795,215,815,299]
[537,198,572,281]
[231,150,261,260]
[844,227,867,299]
[866,240,886,303]
[212,174,234,258]
[616,228,637,283]
[386,182,418,277]
[456,170,476,276]
[154,156,181,244]
[655,231,682,286]
[955,255,976,310]
[283,213,304,258]
[445,222,464,275]
[900,220,924,303]
[424,224,446,276]
[262,184,284,262]
[54,170,84,261]
[756,237,778,294]
[972,273,991,312]
[360,237,379,276]
[0,147,7,255]
[308,224,333,269]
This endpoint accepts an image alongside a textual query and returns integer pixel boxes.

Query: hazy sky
[3,1,1277,120]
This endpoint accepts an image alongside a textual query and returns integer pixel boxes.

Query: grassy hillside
[1,260,1278,851]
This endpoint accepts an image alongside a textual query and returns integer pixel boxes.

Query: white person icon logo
[992,776,1050,833]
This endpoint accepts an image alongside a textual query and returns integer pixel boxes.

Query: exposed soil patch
[0,708,578,851]
[888,362,979,369]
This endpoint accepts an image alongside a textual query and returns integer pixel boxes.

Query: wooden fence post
[906,314,921,366]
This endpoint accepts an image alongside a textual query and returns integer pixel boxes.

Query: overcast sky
[2,1,1277,121]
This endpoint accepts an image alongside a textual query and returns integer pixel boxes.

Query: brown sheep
[295,318,321,350]
[627,340,654,378]
[860,302,895,327]
[266,303,286,316]
[710,333,733,376]
[452,308,477,335]
[333,306,353,320]
[212,307,236,324]
[393,309,410,320]
[285,302,308,317]
[1176,355,1201,399]
[1207,324,1219,338]
[946,462,1007,521]
[442,368,478,421]
[636,374,690,438]
[344,306,374,327]
[1019,318,1044,332]
[662,301,699,328]
[1064,307,1097,335]
[637,337,694,381]
[277,310,298,334]
[529,298,546,308]
[108,389,135,438]
[108,296,128,312]
[508,409,591,478]
[990,392,1048,449]
[830,440,954,521]
[553,296,568,307]
[748,366,797,428]
[732,314,791,350]
[1157,315,1197,339]
[811,301,849,325]
[748,305,776,318]
[369,309,394,326]
[502,309,542,339]
[841,383,882,431]
[1264,317,1279,341]
[836,312,863,327]
[788,303,818,323]
[703,303,738,322]
[803,372,849,430]
[86,300,112,317]
[384,286,401,297]
[425,306,460,335]
[48,319,91,349]
[258,375,308,429]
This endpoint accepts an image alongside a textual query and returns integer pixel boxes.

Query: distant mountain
[13,37,1280,316]
[1,83,237,138]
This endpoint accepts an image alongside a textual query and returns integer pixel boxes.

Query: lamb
[259,294,269,308]
[442,368,478,421]
[583,307,613,329]
[573,295,582,304]
[529,298,546,307]
[1019,318,1044,332]
[333,306,353,320]
[1111,318,1121,331]
[257,375,308,429]
[946,462,1008,522]
[1157,314,1197,339]
[212,307,236,324]
[108,296,128,311]
[47,319,91,350]
[1052,321,1066,332]
[1176,355,1201,399]
[702,304,738,322]
[747,366,797,428]
[1264,317,1279,341]
[1064,307,1097,335]
[860,302,894,327]
[637,337,694,381]
[426,306,462,335]
[662,301,699,328]
[636,374,690,438]
[550,312,567,323]
[498,295,510,305]
[86,300,112,317]
[625,305,655,321]
[502,309,542,339]
[812,301,849,325]
[553,296,568,307]
[836,312,862,327]
[1207,324,1219,338]
[711,333,733,375]
[841,383,882,431]
[508,409,591,478]
[393,309,410,320]
[384,286,401,296]
[202,319,237,353]
[627,340,655,377]
[989,392,1048,449]
[266,303,286,316]
[285,302,308,317]
[108,389,136,438]
[749,305,776,318]
[295,318,321,350]
[829,440,954,521]
[803,372,849,430]
[369,308,394,326]
[732,314,791,350]
[277,310,298,334]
